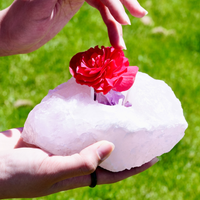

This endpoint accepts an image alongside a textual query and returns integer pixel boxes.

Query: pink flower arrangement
[69,46,138,95]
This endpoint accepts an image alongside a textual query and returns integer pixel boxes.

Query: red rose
[69,46,138,95]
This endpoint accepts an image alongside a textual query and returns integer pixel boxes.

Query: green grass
[0,0,200,199]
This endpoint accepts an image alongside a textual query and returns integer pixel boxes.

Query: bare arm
[0,0,147,56]
[0,128,157,199]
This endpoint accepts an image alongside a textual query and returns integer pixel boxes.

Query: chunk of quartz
[22,72,188,172]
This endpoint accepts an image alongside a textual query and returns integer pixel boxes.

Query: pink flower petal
[113,66,139,92]
[69,46,139,94]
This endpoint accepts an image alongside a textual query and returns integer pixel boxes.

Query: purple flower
[96,90,132,107]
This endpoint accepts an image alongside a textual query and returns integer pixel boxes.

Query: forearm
[0,1,47,56]
[0,7,12,56]
[0,0,83,56]
[0,4,28,56]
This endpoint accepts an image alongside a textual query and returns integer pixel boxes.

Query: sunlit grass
[0,0,200,199]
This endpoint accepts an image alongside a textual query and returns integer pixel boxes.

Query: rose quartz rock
[22,72,188,172]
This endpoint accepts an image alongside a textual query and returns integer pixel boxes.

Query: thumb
[47,141,115,182]
[72,140,115,176]
[80,140,115,166]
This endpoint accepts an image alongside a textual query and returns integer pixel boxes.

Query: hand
[0,128,157,199]
[86,0,148,49]
[0,0,147,56]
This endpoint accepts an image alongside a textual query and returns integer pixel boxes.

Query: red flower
[69,46,138,95]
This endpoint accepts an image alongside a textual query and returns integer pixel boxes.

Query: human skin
[0,1,154,198]
[0,128,158,199]
[0,0,147,56]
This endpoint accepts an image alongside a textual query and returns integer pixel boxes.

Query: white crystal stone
[22,72,188,172]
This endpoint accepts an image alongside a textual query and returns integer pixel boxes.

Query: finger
[97,5,126,49]
[97,157,159,184]
[86,0,126,49]
[45,141,115,182]
[15,137,40,149]
[49,157,158,194]
[100,0,131,24]
[86,0,130,25]
[11,128,40,149]
[121,0,148,18]
[107,20,126,49]
[0,128,23,152]
[49,174,92,193]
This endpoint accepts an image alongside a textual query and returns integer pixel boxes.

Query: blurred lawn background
[0,0,200,199]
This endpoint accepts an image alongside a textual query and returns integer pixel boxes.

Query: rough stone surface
[22,72,188,172]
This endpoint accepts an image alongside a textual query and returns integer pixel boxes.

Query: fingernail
[119,36,127,50]
[150,157,159,165]
[97,141,115,162]
[136,0,148,16]
[124,13,131,25]
[143,9,148,15]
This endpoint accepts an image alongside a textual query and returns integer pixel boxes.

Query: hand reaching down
[0,0,147,56]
